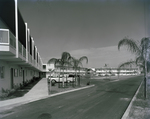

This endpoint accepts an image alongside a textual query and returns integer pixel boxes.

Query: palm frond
[47,58,58,65]
[61,52,71,61]
[140,37,150,48]
[79,56,88,64]
[135,56,144,65]
[118,37,140,55]
[118,59,136,69]
[63,61,72,67]
[138,64,145,72]
[78,61,83,67]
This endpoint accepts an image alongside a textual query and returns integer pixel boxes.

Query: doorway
[10,68,14,89]
[23,70,25,84]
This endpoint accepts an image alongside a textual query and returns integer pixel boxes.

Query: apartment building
[95,67,140,76]
[42,64,88,78]
[0,0,43,90]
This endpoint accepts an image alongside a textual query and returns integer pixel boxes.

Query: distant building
[42,64,55,78]
[95,67,140,76]
[42,64,87,78]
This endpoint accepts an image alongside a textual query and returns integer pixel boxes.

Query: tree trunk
[117,70,120,80]
[144,46,147,99]
[59,67,61,88]
[75,69,77,86]
[66,67,68,86]
[79,67,80,86]
[62,67,65,87]
[144,60,147,99]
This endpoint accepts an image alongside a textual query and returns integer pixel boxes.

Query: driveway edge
[121,79,143,119]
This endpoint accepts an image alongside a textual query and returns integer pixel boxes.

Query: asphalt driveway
[0,75,143,119]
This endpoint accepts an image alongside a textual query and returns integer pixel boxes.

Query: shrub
[0,88,10,98]
[87,81,90,85]
[19,83,23,89]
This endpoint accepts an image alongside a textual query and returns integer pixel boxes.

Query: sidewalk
[122,75,150,119]
[0,78,94,110]
[0,78,48,109]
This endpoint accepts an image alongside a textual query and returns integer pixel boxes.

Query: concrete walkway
[0,78,49,109]
[0,78,94,110]
[24,78,48,99]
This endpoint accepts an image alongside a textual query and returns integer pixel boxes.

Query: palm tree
[47,52,72,87]
[118,37,150,99]
[104,63,108,78]
[70,56,88,86]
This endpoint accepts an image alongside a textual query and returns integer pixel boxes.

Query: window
[43,65,46,69]
[19,69,22,76]
[31,71,32,76]
[26,70,27,76]
[14,69,18,77]
[0,66,4,78]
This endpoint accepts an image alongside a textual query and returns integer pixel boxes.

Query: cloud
[42,45,135,68]
[69,45,135,68]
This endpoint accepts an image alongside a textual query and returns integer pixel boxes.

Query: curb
[121,79,143,119]
[0,84,95,110]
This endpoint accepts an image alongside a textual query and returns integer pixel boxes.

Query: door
[23,70,25,84]
[10,68,14,89]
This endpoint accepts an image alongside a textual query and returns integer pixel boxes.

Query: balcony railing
[23,46,26,58]
[0,29,17,50]
[18,41,22,55]
[28,53,32,63]
[9,31,16,49]
[0,30,43,70]
[0,29,9,44]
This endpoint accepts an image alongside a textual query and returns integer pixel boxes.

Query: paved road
[0,75,143,119]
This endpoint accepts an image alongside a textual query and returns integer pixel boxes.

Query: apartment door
[23,70,25,84]
[10,68,14,89]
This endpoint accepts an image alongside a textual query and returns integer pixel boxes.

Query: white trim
[0,43,9,45]
[27,28,30,60]
[0,29,9,31]
[31,37,34,60]
[35,45,37,62]
[15,0,18,58]
[25,23,28,62]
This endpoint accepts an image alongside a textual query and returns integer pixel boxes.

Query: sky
[17,0,150,68]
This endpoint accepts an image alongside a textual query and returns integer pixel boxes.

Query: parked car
[48,74,74,83]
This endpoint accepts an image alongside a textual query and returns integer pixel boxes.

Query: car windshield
[68,75,74,77]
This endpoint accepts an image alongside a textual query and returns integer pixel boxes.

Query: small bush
[87,81,90,85]
[0,88,10,98]
[20,83,23,89]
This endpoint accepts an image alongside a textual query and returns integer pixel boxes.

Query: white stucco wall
[0,60,40,91]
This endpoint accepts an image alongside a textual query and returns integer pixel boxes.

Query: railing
[34,60,37,67]
[34,60,37,66]
[18,41,22,55]
[23,46,26,58]
[28,53,32,63]
[9,31,16,49]
[0,29,16,50]
[28,53,30,62]
[0,29,9,43]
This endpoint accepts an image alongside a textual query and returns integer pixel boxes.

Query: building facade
[95,67,140,76]
[42,64,87,78]
[0,0,43,90]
